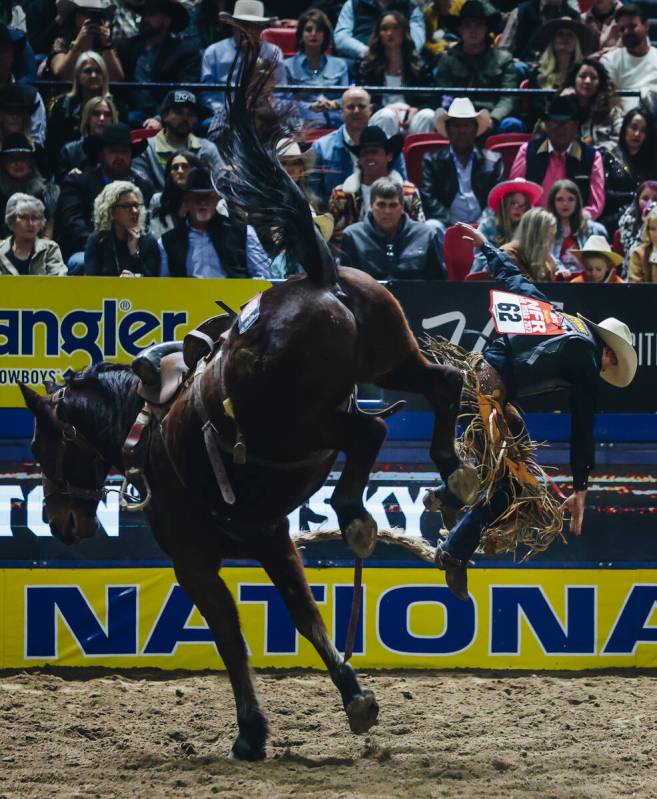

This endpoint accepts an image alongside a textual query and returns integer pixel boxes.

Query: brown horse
[19,34,476,760]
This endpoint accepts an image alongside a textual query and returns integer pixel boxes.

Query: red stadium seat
[404,139,448,186]
[403,132,446,149]
[465,270,491,281]
[612,228,624,256]
[485,132,531,149]
[130,127,159,143]
[443,225,475,281]
[303,127,336,143]
[261,27,298,57]
[579,0,592,10]
[486,138,528,177]
[518,78,532,116]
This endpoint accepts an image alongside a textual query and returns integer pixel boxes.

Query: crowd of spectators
[1,0,657,284]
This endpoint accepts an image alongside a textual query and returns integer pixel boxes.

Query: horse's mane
[213,24,337,288]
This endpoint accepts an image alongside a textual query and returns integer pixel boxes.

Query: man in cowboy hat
[328,125,423,248]
[510,94,605,220]
[55,123,154,269]
[132,89,222,191]
[601,3,657,113]
[430,221,637,600]
[421,97,503,242]
[158,167,270,279]
[201,1,283,114]
[115,0,200,121]
[0,42,47,146]
[435,0,521,131]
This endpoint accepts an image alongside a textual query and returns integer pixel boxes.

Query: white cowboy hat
[577,314,638,388]
[571,235,624,268]
[276,137,315,169]
[435,97,490,138]
[219,0,276,25]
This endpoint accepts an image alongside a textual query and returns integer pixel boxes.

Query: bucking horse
[19,32,478,760]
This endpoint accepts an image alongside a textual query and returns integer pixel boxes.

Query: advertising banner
[0,276,270,408]
[2,566,657,670]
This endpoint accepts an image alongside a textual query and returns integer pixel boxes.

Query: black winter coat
[84,230,160,276]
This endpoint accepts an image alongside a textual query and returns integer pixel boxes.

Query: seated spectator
[329,125,422,247]
[56,95,119,180]
[499,0,580,62]
[435,1,520,133]
[600,107,657,236]
[601,4,657,114]
[570,234,625,283]
[334,0,426,63]
[284,8,348,130]
[339,175,444,279]
[56,122,154,270]
[547,179,608,271]
[132,90,221,191]
[510,95,605,220]
[531,18,597,91]
[116,0,200,124]
[359,11,434,135]
[201,1,283,115]
[0,193,67,276]
[85,180,160,276]
[48,0,124,81]
[148,150,203,240]
[580,0,622,55]
[498,206,560,281]
[0,29,46,146]
[158,167,271,278]
[559,58,622,148]
[47,51,125,162]
[421,97,503,242]
[0,22,37,83]
[0,134,59,239]
[0,83,47,161]
[618,180,657,259]
[186,0,232,50]
[423,0,465,64]
[277,137,318,211]
[471,177,542,272]
[628,206,657,283]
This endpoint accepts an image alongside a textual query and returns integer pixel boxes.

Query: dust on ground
[1,669,656,799]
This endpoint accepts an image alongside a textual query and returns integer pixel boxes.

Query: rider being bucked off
[428,222,638,600]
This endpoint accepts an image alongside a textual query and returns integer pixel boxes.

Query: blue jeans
[67,251,85,275]
[443,489,512,561]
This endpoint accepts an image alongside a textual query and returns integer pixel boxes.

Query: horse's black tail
[213,26,337,288]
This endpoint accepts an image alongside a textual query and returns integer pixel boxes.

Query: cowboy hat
[0,133,34,158]
[488,178,543,213]
[183,167,218,194]
[443,0,503,35]
[435,97,490,138]
[0,83,38,113]
[55,0,116,23]
[83,123,148,160]
[542,94,579,122]
[276,137,315,169]
[571,235,624,268]
[577,314,637,388]
[313,212,334,242]
[531,16,599,56]
[139,0,189,33]
[346,125,404,159]
[219,0,276,26]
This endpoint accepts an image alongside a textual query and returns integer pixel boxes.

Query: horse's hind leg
[172,555,268,761]
[320,411,388,558]
[376,350,478,505]
[258,519,379,735]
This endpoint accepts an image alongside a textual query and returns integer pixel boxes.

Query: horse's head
[19,381,111,545]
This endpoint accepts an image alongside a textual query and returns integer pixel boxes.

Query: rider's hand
[455,221,487,249]
[561,489,587,536]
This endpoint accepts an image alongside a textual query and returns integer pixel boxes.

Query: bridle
[35,387,111,504]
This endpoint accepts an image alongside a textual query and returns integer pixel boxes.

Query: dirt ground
[1,669,657,799]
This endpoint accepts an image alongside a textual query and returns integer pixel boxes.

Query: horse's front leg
[172,554,268,761]
[258,519,379,734]
[321,410,387,558]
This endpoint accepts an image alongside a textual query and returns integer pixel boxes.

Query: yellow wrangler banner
[0,276,270,408]
[2,567,657,670]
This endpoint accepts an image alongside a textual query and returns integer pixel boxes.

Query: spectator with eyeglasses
[84,180,160,276]
[0,193,67,276]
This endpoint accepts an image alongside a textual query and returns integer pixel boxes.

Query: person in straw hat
[426,221,637,600]
[570,234,625,283]
[422,96,503,250]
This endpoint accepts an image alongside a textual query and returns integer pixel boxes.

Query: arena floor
[2,669,657,798]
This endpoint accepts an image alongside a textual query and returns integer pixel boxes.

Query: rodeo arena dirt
[3,19,657,799]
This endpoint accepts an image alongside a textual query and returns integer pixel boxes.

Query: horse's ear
[18,383,46,415]
[43,380,58,395]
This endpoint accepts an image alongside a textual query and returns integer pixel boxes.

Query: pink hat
[488,178,543,213]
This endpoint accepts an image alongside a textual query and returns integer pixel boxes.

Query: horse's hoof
[344,515,377,559]
[231,735,266,761]
[447,465,479,506]
[346,690,379,734]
